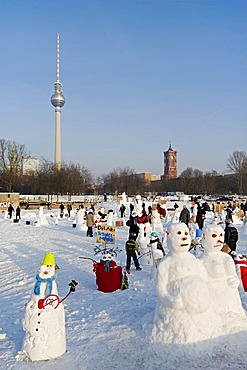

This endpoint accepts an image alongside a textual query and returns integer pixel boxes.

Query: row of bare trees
[0,138,246,196]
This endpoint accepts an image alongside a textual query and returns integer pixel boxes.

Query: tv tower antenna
[51,33,66,170]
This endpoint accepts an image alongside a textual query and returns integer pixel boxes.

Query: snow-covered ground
[0,200,247,370]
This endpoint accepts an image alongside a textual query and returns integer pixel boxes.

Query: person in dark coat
[126,212,140,241]
[179,205,190,226]
[224,220,238,254]
[67,203,72,217]
[147,205,152,224]
[16,205,21,220]
[119,204,126,218]
[225,204,233,226]
[129,203,134,215]
[59,203,65,218]
[196,202,205,230]
[125,237,142,273]
[8,204,14,219]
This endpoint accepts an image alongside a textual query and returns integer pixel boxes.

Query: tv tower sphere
[51,33,65,170]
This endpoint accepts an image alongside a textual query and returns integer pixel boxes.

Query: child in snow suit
[125,237,142,273]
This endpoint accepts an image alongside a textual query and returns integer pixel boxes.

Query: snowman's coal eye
[220,233,223,237]
[212,234,217,238]
[177,231,181,234]
[185,232,188,235]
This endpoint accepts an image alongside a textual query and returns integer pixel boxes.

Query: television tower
[51,33,65,170]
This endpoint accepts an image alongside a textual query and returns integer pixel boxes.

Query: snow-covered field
[0,201,247,370]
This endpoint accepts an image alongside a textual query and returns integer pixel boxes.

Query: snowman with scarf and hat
[21,252,66,361]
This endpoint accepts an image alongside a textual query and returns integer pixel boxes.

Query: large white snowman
[22,253,66,361]
[151,209,164,234]
[76,206,87,231]
[200,224,247,332]
[151,223,218,344]
[134,195,142,215]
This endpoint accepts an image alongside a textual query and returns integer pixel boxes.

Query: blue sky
[0,0,246,178]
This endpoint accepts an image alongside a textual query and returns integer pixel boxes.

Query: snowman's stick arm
[60,280,78,303]
[130,251,150,265]
[79,256,97,263]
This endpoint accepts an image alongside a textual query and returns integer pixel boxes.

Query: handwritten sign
[97,224,115,244]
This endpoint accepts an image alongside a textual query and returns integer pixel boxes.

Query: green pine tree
[121,271,129,290]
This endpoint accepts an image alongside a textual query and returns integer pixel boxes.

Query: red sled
[234,258,247,292]
[93,261,122,293]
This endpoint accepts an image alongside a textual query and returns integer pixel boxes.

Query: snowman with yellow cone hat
[21,252,66,361]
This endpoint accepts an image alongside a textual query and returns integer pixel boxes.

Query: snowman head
[167,223,191,254]
[101,252,113,262]
[38,264,56,279]
[150,231,158,241]
[38,252,59,278]
[201,224,224,253]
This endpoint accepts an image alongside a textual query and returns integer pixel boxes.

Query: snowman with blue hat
[21,252,66,361]
[149,231,165,267]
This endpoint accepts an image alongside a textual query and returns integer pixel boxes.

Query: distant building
[22,157,39,175]
[136,172,161,185]
[163,143,177,179]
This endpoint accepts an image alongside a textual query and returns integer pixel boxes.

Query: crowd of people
[55,196,245,271]
[5,195,245,273]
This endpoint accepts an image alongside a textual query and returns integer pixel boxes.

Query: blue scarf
[104,260,110,272]
[34,274,56,296]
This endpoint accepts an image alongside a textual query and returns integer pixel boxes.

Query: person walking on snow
[224,220,238,254]
[86,209,95,237]
[119,204,126,218]
[59,203,65,218]
[16,205,21,220]
[8,203,14,219]
[179,205,190,226]
[126,212,140,241]
[125,237,142,274]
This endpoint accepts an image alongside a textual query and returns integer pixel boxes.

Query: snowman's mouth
[214,240,224,247]
[181,243,189,247]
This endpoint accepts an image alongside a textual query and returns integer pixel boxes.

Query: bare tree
[227,151,247,194]
[100,167,145,195]
[0,139,27,191]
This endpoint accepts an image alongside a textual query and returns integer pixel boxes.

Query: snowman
[76,206,87,230]
[35,206,48,226]
[151,209,164,234]
[121,192,127,206]
[171,208,180,223]
[151,222,218,344]
[106,210,114,226]
[148,231,165,268]
[137,223,151,266]
[200,224,247,332]
[134,195,142,215]
[21,253,66,361]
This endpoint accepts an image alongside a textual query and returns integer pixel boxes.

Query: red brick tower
[163,142,177,179]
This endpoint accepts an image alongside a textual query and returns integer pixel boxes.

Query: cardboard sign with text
[97,224,115,244]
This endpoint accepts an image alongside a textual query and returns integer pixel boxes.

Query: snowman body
[151,209,164,234]
[152,223,219,344]
[200,224,247,332]
[106,211,114,226]
[22,264,66,361]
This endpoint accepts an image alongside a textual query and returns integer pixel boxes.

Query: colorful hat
[42,252,55,266]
